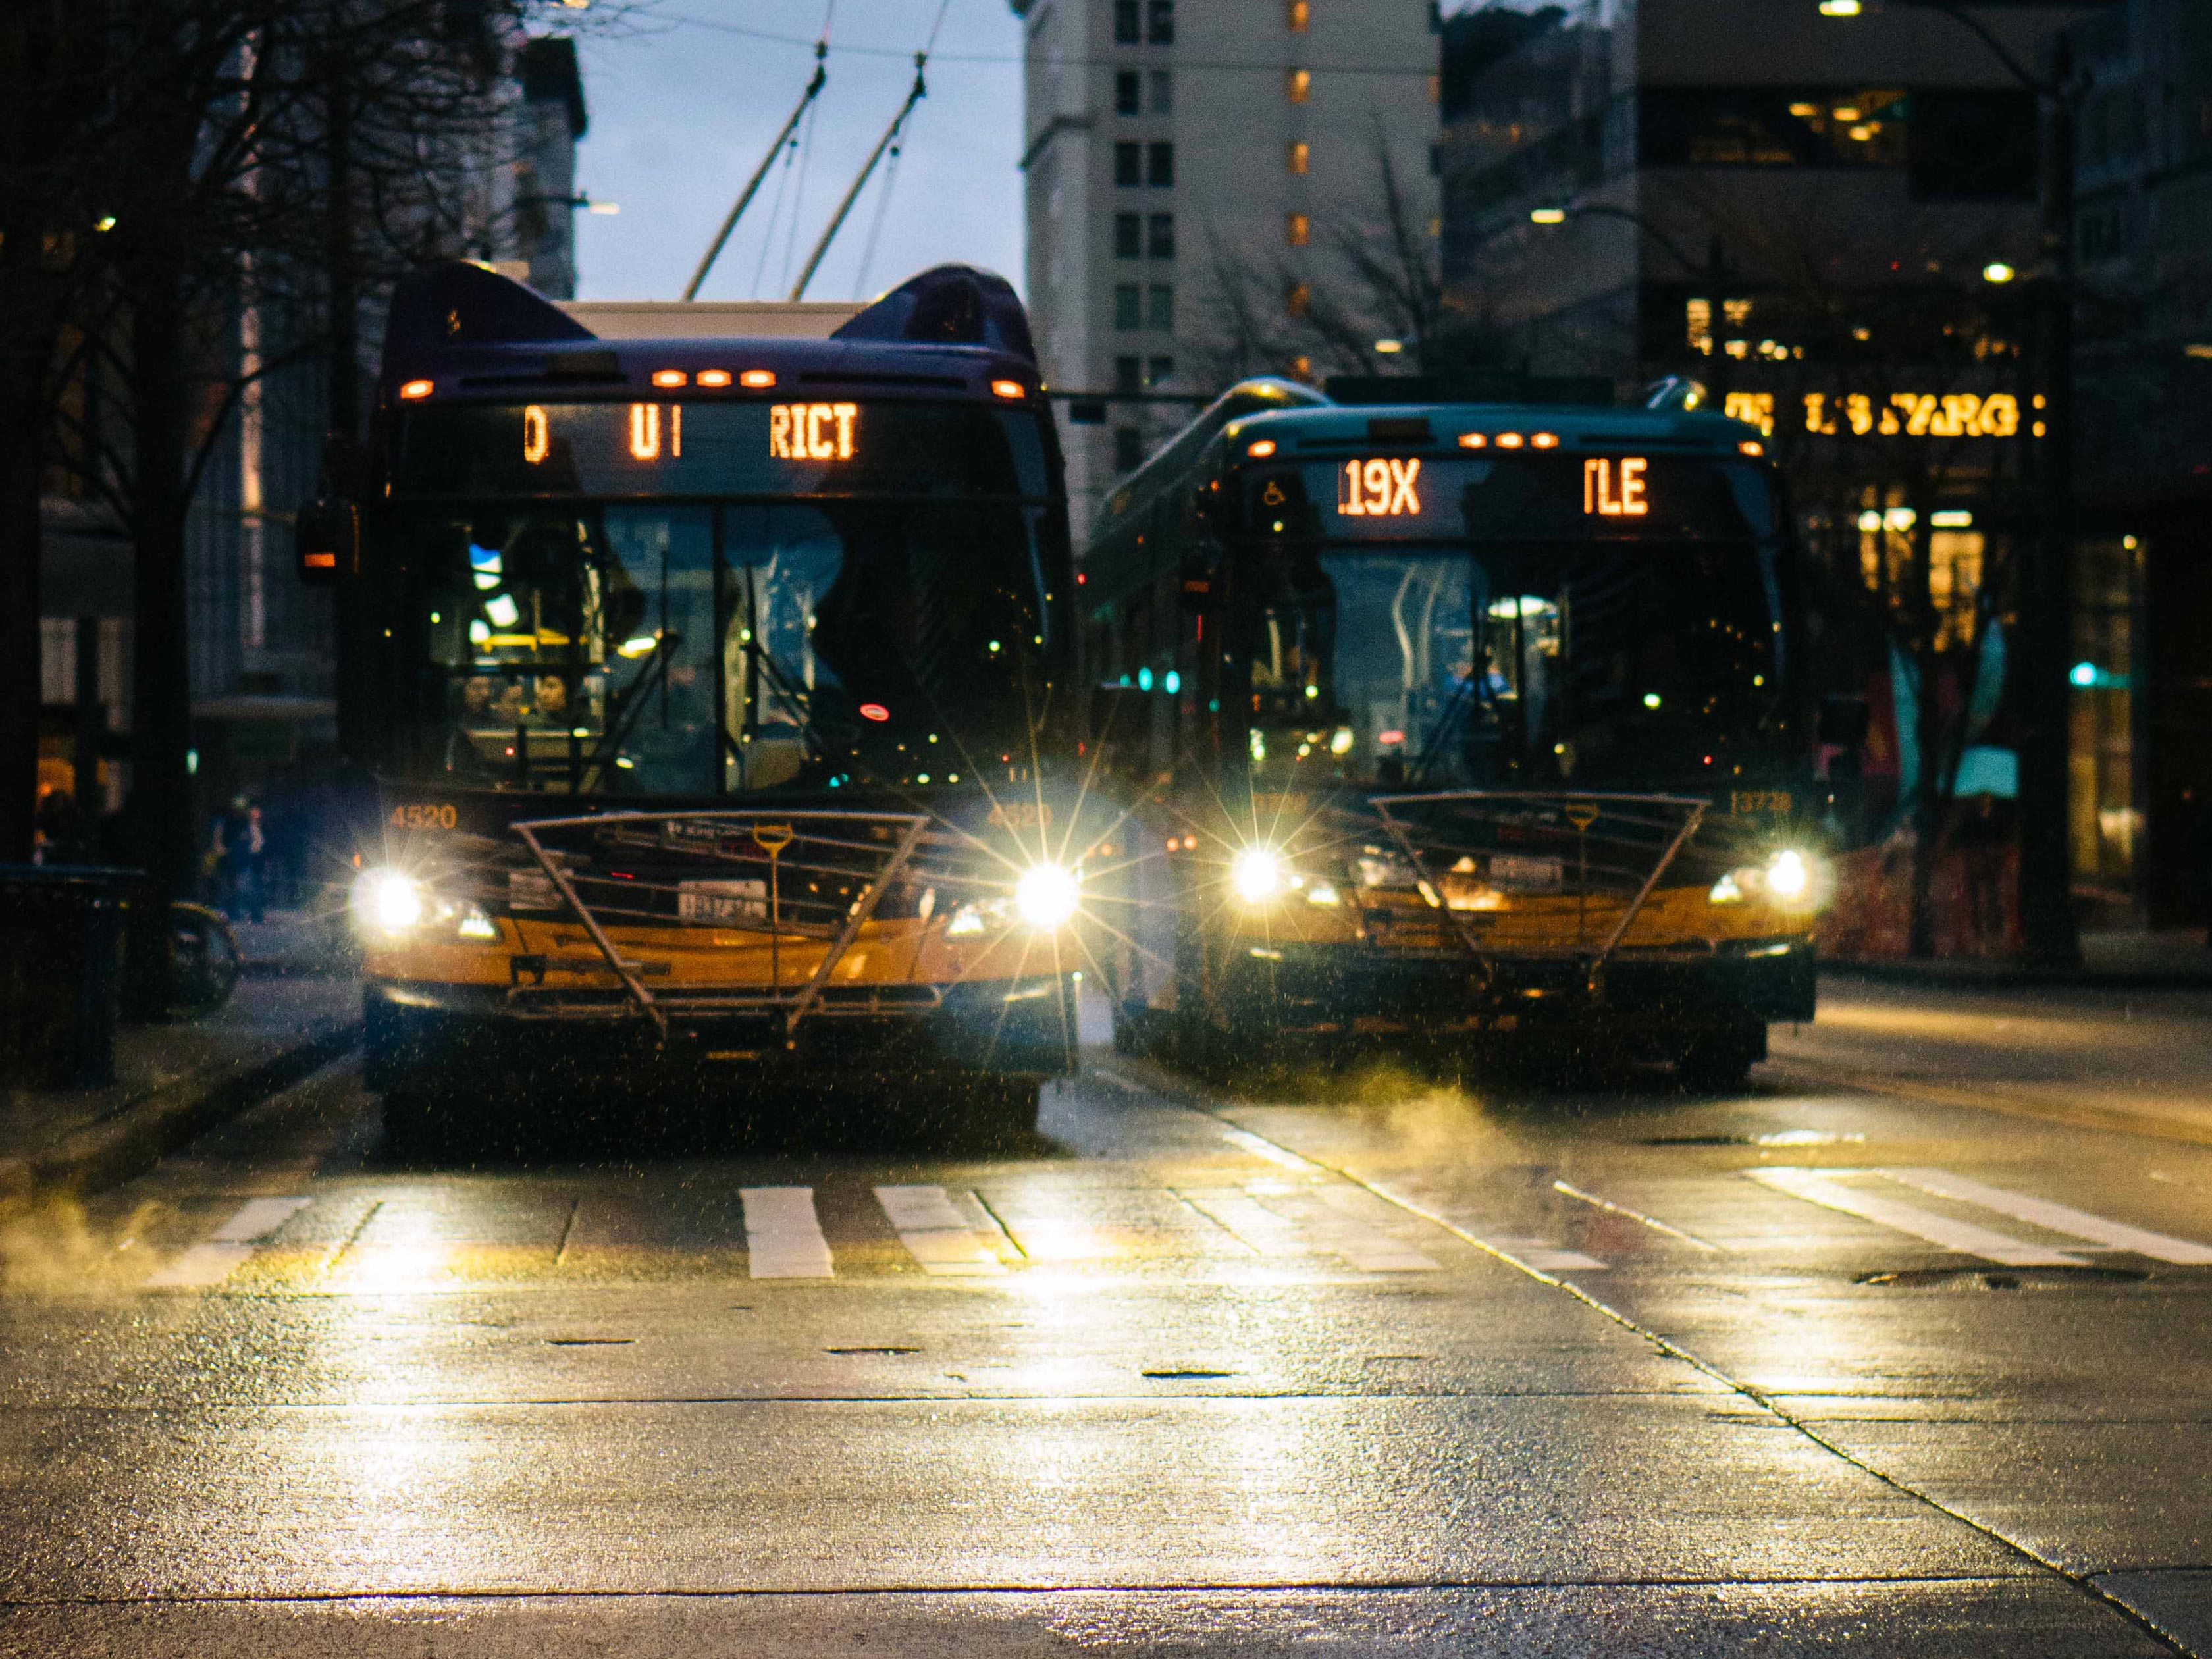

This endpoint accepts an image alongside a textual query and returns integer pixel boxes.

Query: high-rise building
[1012,0,1440,535]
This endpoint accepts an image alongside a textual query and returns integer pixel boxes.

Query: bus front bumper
[363,972,1081,1090]
[1215,937,1816,1040]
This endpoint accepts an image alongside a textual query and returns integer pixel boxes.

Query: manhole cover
[1142,1367,1238,1379]
[1646,1130,1867,1147]
[824,1346,921,1355]
[544,1336,636,1346]
[1855,1266,2149,1290]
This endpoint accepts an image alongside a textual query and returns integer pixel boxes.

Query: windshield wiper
[582,633,678,787]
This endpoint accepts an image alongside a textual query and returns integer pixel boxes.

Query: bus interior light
[696,369,732,388]
[739,369,777,388]
[398,379,434,400]
[617,634,659,658]
[858,702,891,722]
[651,369,687,388]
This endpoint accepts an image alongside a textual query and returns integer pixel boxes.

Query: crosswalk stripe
[1878,1167,2212,1265]
[739,1187,834,1278]
[1489,1237,1608,1272]
[1180,1186,1441,1272]
[144,1197,313,1289]
[1749,1168,2091,1266]
[874,1186,1005,1276]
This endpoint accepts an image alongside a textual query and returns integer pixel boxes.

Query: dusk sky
[572,1,1029,303]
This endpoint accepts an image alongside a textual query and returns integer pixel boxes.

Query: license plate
[678,879,766,922]
[1488,855,1563,894]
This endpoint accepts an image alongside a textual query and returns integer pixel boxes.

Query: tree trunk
[127,250,197,912]
[0,342,46,864]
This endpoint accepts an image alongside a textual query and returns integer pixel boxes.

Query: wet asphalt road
[3,981,2211,1656]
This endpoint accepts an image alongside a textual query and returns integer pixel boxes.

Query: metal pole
[788,53,926,302]
[2017,34,2082,966]
[683,48,826,302]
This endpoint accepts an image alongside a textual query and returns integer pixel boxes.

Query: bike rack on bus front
[510,810,932,1043]
[1367,791,1708,997]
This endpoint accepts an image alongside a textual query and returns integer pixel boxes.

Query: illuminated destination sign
[1336,457,1423,516]
[1271,452,1770,542]
[396,401,1045,500]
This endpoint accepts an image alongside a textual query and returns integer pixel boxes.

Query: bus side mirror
[294,498,356,585]
[1818,694,1870,750]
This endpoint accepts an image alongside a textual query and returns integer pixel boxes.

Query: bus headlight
[1765,848,1810,901]
[1013,862,1080,930]
[352,868,422,934]
[1232,846,1285,905]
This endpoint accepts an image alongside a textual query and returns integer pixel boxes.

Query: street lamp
[1819,0,2082,967]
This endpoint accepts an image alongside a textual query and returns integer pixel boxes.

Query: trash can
[0,865,136,1089]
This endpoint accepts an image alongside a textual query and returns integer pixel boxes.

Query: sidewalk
[1820,928,2212,989]
[0,916,359,1208]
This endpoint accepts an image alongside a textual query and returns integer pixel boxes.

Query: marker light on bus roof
[651,369,687,388]
[398,379,433,400]
[1740,439,1764,456]
[739,369,777,388]
[1457,433,1487,449]
[1495,432,1525,448]
[696,369,732,388]
[991,379,1026,400]
[1531,432,1559,448]
[1248,439,1277,458]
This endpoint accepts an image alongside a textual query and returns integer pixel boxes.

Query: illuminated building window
[1285,212,1310,246]
[1723,390,1775,435]
[1286,280,1311,318]
[1147,0,1174,45]
[1114,142,1142,187]
[1147,283,1175,330]
[1149,212,1175,258]
[1115,212,1141,258]
[1147,142,1174,186]
[1685,297,1712,355]
[1287,68,1311,103]
[1723,298,1752,328]
[1288,140,1309,175]
[1287,0,1309,30]
[1114,284,1142,330]
[1115,70,1140,116]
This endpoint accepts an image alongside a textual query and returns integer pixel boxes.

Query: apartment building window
[1115,284,1142,330]
[1285,212,1310,246]
[1149,70,1172,115]
[1147,212,1175,258]
[1287,68,1311,103]
[1115,142,1142,186]
[1147,1,1174,45]
[1115,70,1141,115]
[1286,280,1311,318]
[1288,140,1309,175]
[1147,354,1175,388]
[1114,427,1145,472]
[1115,212,1142,257]
[1115,355,1142,394]
[1147,141,1174,186]
[1288,0,1310,29]
[1113,1,1140,45]
[1147,283,1174,330]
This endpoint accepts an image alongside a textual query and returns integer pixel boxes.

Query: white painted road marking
[739,1187,835,1278]
[874,1186,1005,1276]
[1749,1168,2091,1267]
[1878,1167,2212,1265]
[144,1197,313,1290]
[1552,1180,1724,1252]
[1180,1186,1442,1271]
[209,1197,312,1242]
[1488,1237,1610,1272]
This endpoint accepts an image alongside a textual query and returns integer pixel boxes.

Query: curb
[1819,960,2212,992]
[1762,1061,2212,1149]
[0,1021,361,1212]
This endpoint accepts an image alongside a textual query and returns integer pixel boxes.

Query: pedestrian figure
[211,795,264,923]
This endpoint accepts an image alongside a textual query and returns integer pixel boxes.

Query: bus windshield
[385,496,1056,795]
[1244,537,1782,790]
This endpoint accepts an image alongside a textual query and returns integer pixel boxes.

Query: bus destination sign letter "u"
[1583,456,1648,517]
